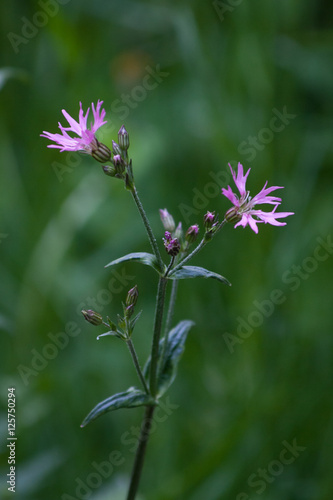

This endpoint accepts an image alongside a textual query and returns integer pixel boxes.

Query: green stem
[165,255,175,277]
[131,186,164,271]
[149,276,168,397]
[126,276,168,500]
[170,237,207,276]
[159,279,179,374]
[126,405,155,500]
[164,279,179,336]
[126,339,149,394]
[169,220,227,277]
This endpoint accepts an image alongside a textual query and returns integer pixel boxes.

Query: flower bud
[113,154,122,164]
[118,125,130,151]
[163,231,180,256]
[185,224,199,244]
[203,211,216,230]
[107,155,125,179]
[174,222,183,240]
[82,309,103,326]
[126,285,139,307]
[125,304,135,318]
[159,208,175,233]
[91,141,112,163]
[102,165,117,177]
[112,140,122,156]
[112,154,126,177]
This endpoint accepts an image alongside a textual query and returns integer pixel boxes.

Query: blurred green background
[1,1,333,499]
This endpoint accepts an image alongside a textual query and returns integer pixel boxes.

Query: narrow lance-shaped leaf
[144,320,195,397]
[105,252,166,274]
[81,388,156,427]
[169,265,231,286]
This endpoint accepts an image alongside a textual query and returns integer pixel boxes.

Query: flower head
[163,231,180,257]
[41,100,110,160]
[222,163,294,234]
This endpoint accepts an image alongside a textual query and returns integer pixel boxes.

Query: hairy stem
[149,276,168,397]
[164,279,179,336]
[126,339,149,394]
[159,279,179,374]
[126,405,156,500]
[131,187,164,271]
[126,276,168,500]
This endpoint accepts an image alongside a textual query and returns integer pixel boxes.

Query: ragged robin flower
[222,163,294,234]
[41,100,111,162]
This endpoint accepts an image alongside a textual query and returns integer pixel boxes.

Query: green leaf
[106,317,118,331]
[144,320,195,397]
[81,388,155,427]
[130,310,142,330]
[105,252,165,274]
[170,265,231,286]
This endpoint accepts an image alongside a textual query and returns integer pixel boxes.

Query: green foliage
[170,265,231,285]
[81,388,156,427]
[1,0,333,499]
[144,320,195,397]
[105,252,166,274]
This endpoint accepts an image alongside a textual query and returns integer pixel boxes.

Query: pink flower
[41,100,107,154]
[222,163,294,234]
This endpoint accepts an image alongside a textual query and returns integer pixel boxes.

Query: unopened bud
[112,140,122,156]
[125,304,134,318]
[118,125,130,151]
[163,231,180,256]
[112,154,126,177]
[203,211,216,230]
[82,309,103,326]
[126,285,139,307]
[113,154,122,165]
[159,208,175,232]
[185,224,199,244]
[91,141,112,163]
[174,222,183,240]
[102,165,117,177]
